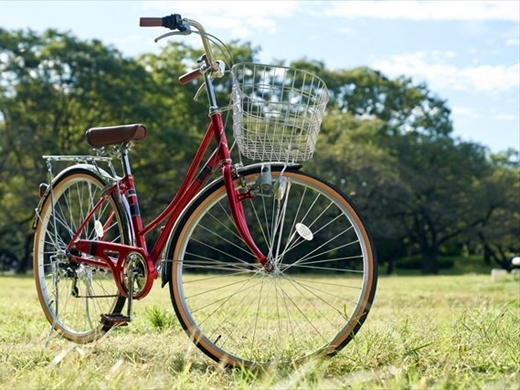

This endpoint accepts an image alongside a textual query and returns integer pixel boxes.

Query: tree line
[0,28,518,274]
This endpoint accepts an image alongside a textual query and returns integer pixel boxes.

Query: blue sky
[1,0,518,154]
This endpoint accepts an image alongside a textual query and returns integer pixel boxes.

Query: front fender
[160,162,302,287]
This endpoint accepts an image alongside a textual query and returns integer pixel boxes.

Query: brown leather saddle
[85,124,146,148]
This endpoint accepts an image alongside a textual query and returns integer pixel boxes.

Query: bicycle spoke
[34,169,127,343]
[170,168,377,368]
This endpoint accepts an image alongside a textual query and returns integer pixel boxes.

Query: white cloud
[323,1,520,22]
[452,106,481,120]
[371,51,520,94]
[141,1,299,17]
[493,113,518,121]
[337,26,354,36]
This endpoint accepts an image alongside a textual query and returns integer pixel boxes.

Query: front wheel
[168,166,377,368]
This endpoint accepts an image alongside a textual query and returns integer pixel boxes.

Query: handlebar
[139,13,223,82]
[140,14,189,31]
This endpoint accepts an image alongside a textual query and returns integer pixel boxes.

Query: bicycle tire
[168,166,377,368]
[33,167,128,343]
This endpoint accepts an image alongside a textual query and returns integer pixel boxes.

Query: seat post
[120,144,133,177]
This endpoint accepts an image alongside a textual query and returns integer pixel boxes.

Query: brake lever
[154,26,192,43]
[193,59,226,101]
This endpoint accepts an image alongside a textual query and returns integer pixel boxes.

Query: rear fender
[32,164,130,233]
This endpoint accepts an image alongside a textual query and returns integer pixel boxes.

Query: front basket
[231,63,329,162]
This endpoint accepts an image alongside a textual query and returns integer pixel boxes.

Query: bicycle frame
[66,69,267,300]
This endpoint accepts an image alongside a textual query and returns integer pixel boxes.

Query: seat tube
[120,146,146,249]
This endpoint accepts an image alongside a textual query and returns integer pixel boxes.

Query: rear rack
[42,155,120,184]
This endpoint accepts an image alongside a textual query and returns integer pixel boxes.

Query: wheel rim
[34,172,126,342]
[171,170,377,367]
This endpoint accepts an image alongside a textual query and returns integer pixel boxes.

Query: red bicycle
[33,13,377,369]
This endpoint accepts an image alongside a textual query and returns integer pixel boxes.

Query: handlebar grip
[179,69,202,85]
[140,17,163,27]
[140,14,188,30]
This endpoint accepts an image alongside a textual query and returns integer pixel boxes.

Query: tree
[0,30,261,268]
[0,28,154,271]
[0,29,515,276]
[300,60,496,273]
[390,135,494,273]
[312,111,410,274]
[474,150,520,269]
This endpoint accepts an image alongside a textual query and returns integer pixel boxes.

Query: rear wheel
[33,168,128,343]
[169,166,377,368]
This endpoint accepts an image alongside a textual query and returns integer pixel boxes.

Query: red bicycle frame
[68,71,267,299]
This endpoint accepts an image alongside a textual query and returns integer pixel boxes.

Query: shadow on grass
[378,255,500,277]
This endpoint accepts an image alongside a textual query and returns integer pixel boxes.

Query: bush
[395,255,454,270]
[438,257,455,269]
[0,249,19,273]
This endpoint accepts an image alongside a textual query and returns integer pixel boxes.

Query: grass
[382,255,501,276]
[0,272,518,389]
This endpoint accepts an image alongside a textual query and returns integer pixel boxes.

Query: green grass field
[0,272,518,389]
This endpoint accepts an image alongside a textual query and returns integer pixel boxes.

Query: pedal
[100,313,131,327]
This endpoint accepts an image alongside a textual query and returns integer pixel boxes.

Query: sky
[0,0,519,154]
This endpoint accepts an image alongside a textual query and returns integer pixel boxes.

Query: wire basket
[231,63,329,162]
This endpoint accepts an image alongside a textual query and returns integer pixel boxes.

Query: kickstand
[126,269,135,321]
